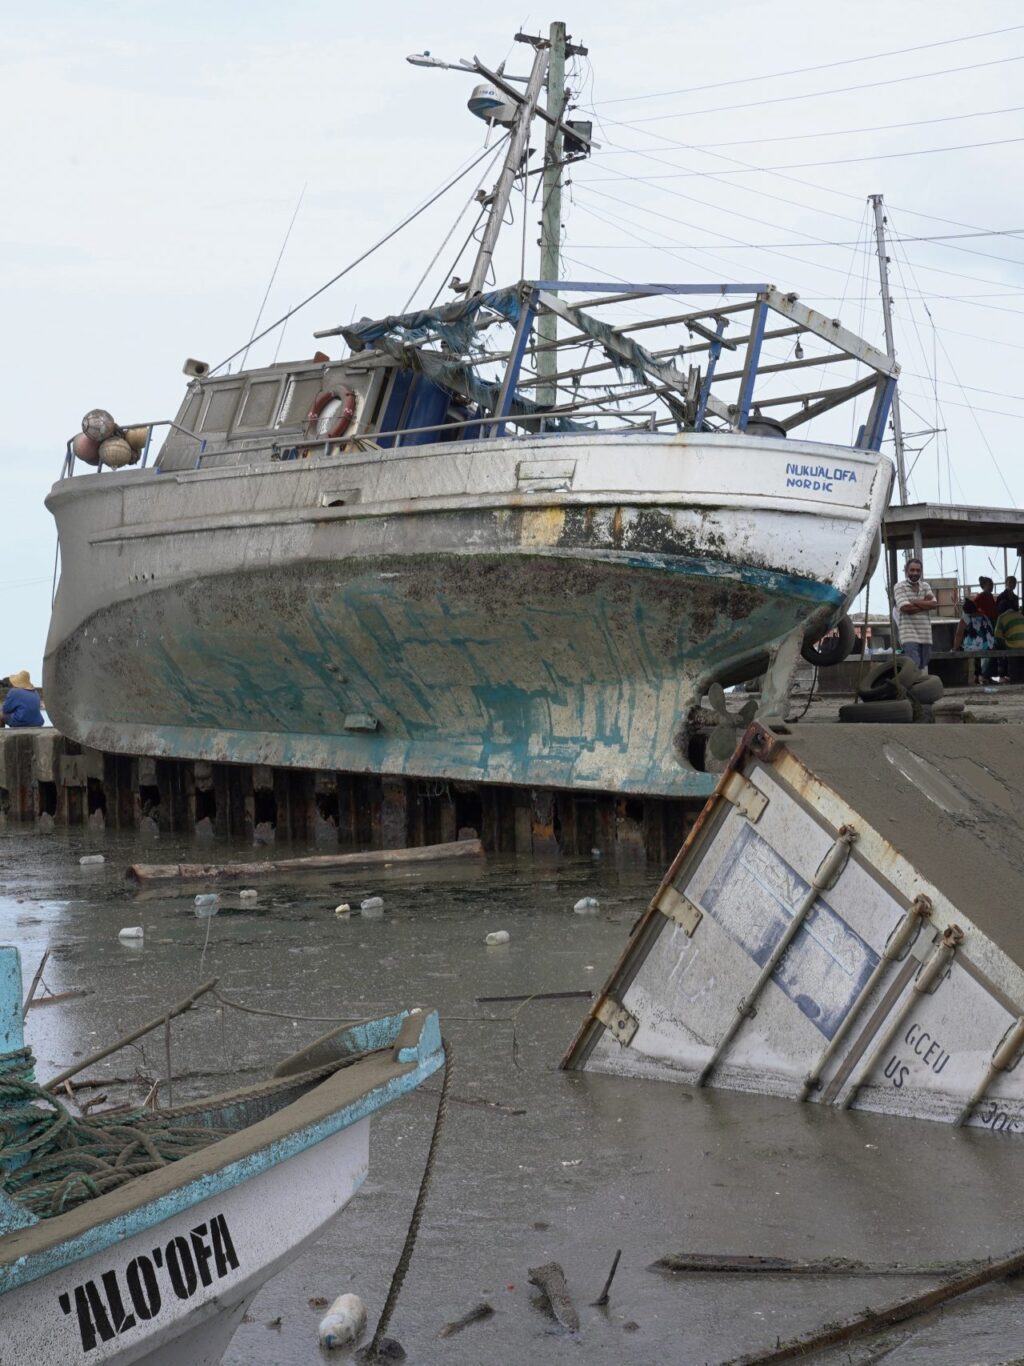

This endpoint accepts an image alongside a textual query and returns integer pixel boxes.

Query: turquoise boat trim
[0,1010,444,1295]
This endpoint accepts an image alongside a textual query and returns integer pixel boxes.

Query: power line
[593,104,1024,151]
[587,54,1024,125]
[585,135,1024,180]
[589,25,1024,106]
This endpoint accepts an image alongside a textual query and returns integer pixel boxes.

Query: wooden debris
[26,988,91,1009]
[126,838,484,882]
[726,1243,1024,1364]
[591,1249,622,1306]
[21,949,49,1018]
[652,1252,982,1278]
[438,1302,494,1338]
[528,1261,579,1331]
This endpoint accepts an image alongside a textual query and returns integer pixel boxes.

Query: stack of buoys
[72,410,149,469]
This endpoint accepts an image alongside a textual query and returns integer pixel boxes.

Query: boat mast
[465,46,550,296]
[869,193,909,507]
[535,22,567,406]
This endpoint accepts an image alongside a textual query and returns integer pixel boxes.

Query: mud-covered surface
[5,824,1024,1364]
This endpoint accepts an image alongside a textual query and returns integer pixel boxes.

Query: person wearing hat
[1,672,44,728]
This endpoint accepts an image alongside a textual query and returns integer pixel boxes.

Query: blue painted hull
[46,543,840,797]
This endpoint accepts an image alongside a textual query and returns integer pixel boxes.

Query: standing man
[974,576,999,624]
[894,558,938,672]
[996,575,1020,615]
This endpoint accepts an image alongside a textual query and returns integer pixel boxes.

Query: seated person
[992,606,1024,683]
[953,598,995,654]
[0,671,44,727]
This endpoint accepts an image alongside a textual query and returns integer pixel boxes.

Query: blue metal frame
[533,281,770,295]
[859,375,897,452]
[493,292,538,438]
[735,300,768,429]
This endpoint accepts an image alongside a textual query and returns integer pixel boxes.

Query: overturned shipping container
[564,723,1024,1133]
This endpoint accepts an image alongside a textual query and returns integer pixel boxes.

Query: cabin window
[278,376,323,428]
[180,386,203,434]
[236,380,280,430]
[200,386,242,432]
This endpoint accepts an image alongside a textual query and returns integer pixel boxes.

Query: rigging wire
[590,24,1024,105]
[401,139,509,312]
[584,54,1024,124]
[209,135,510,375]
[594,104,1024,151]
[238,182,306,372]
[584,134,1024,179]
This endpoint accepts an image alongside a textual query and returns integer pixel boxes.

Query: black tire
[858,655,923,702]
[908,674,943,704]
[802,615,856,667]
[838,699,914,723]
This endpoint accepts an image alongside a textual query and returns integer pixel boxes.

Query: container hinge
[595,997,639,1047]
[657,885,703,935]
[721,770,768,823]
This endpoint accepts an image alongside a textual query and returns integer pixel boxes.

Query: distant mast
[869,193,909,509]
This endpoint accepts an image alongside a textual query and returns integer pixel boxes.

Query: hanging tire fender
[801,614,856,667]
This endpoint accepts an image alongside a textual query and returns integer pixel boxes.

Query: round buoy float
[98,436,134,468]
[123,425,150,453]
[71,432,100,466]
[82,408,118,443]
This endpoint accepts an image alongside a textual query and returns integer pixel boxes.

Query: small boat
[0,946,444,1364]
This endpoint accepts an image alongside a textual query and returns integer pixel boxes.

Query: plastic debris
[573,896,600,913]
[485,930,510,946]
[118,926,144,942]
[335,903,351,917]
[79,854,105,866]
[239,888,258,900]
[194,893,220,918]
[591,847,602,857]
[360,896,384,911]
[318,1293,367,1350]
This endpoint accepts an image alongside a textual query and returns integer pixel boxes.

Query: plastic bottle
[80,854,105,866]
[574,896,600,913]
[318,1293,367,1349]
[118,926,144,942]
[360,896,384,913]
[194,893,220,918]
[485,930,510,945]
[239,888,258,900]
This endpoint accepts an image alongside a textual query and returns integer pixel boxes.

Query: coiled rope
[0,1046,229,1219]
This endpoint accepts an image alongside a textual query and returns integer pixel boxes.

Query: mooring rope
[0,1046,230,1218]
[360,1037,453,1363]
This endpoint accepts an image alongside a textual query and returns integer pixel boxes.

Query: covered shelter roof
[884,502,1024,552]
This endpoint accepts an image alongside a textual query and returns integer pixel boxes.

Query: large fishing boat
[44,27,896,798]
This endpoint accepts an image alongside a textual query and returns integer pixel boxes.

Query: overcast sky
[2,0,1022,673]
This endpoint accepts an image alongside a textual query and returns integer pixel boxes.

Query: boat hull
[44,433,892,796]
[0,1119,367,1365]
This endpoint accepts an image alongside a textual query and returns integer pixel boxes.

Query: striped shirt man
[995,608,1024,650]
[893,560,937,670]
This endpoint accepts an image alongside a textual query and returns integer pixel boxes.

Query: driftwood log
[127,837,484,882]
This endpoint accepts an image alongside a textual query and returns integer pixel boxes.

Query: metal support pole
[799,895,931,1102]
[840,925,963,1110]
[535,21,566,408]
[697,827,857,1088]
[694,319,727,429]
[466,46,549,298]
[870,193,908,505]
[955,1015,1024,1127]
[735,300,767,429]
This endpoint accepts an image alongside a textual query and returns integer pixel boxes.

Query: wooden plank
[126,837,485,882]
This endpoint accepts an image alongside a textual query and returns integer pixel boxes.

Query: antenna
[869,193,909,508]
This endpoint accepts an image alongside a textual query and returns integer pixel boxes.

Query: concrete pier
[0,728,701,863]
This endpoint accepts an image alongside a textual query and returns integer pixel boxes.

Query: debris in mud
[591,1249,622,1306]
[528,1261,579,1331]
[438,1302,494,1337]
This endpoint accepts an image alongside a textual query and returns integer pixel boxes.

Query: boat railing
[61,419,203,479]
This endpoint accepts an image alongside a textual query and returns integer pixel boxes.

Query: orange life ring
[306,388,357,440]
